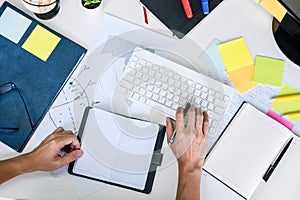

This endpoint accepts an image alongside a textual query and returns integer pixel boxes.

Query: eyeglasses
[0,82,34,132]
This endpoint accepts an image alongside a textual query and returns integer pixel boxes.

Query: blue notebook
[0,1,87,152]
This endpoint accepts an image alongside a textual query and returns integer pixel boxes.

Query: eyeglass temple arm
[0,127,20,131]
[14,86,34,129]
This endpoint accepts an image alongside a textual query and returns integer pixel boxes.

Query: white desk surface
[0,0,300,199]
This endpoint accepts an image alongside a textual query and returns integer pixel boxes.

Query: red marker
[181,0,193,18]
[142,6,148,24]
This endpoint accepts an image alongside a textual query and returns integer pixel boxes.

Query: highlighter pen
[181,0,193,19]
[201,0,209,15]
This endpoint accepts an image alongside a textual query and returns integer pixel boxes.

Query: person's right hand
[166,106,209,172]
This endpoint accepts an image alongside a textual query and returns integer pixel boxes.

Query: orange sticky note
[260,0,287,22]
[227,64,257,94]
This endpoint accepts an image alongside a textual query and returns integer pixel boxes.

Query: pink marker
[267,109,294,130]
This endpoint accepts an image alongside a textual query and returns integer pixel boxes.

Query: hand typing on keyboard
[115,47,235,137]
[166,105,209,200]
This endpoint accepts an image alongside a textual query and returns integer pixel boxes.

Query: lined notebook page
[204,103,291,199]
[73,108,159,190]
[250,138,300,200]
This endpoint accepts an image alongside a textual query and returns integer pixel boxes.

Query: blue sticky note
[198,40,228,81]
[0,7,32,43]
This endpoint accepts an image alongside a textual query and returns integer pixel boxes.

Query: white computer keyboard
[116,47,235,135]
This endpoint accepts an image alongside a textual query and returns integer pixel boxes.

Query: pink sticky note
[267,110,294,130]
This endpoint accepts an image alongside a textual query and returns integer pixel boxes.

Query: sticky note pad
[277,84,300,96]
[271,85,300,114]
[260,0,287,22]
[271,98,300,114]
[0,7,31,43]
[253,56,284,86]
[226,64,257,94]
[22,25,61,61]
[218,38,254,71]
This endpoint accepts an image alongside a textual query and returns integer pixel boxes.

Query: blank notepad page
[73,108,158,190]
[204,104,291,199]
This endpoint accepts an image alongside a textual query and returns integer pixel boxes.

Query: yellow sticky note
[260,0,287,22]
[218,38,254,71]
[253,56,284,86]
[287,113,300,122]
[22,25,61,61]
[226,64,257,94]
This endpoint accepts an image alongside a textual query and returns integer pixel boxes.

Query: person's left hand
[25,127,83,172]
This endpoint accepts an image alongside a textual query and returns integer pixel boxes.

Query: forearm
[176,166,202,200]
[0,154,33,184]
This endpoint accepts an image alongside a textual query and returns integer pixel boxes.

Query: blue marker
[201,0,209,15]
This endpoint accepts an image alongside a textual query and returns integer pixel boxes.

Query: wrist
[178,162,203,175]
[16,153,36,173]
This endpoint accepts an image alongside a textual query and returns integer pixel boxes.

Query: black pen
[168,102,191,145]
[263,137,293,182]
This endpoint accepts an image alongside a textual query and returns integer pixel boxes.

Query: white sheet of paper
[73,108,159,190]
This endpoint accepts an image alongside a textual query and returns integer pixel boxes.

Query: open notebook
[68,107,165,193]
[204,102,300,200]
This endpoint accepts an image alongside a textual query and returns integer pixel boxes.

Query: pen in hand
[168,103,191,145]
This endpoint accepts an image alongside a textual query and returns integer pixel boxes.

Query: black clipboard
[140,0,223,39]
[68,107,165,194]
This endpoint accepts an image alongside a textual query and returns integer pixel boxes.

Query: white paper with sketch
[72,108,160,190]
[203,103,300,199]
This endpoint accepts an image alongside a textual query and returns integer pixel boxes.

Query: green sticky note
[218,37,254,71]
[272,98,300,114]
[277,84,299,96]
[253,56,284,86]
[271,84,300,114]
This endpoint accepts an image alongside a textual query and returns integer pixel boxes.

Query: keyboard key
[202,86,208,92]
[165,99,172,107]
[214,106,224,114]
[117,86,127,95]
[133,93,140,100]
[120,80,133,90]
[152,94,159,101]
